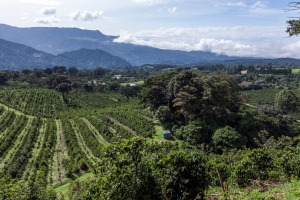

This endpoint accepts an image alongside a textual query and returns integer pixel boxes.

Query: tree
[21,69,32,76]
[141,75,171,109]
[56,83,72,102]
[93,67,106,78]
[275,89,299,113]
[108,82,120,92]
[119,85,140,101]
[53,75,72,88]
[200,74,240,121]
[167,71,199,105]
[155,106,173,129]
[174,120,209,145]
[0,73,8,85]
[83,83,94,92]
[212,126,247,152]
[33,69,45,78]
[68,66,79,76]
[53,66,67,74]
[44,68,53,75]
[173,84,203,123]
[286,2,300,36]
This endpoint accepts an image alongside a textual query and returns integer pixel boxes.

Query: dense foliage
[68,138,209,200]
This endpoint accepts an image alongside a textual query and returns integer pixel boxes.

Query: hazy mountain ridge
[0,24,300,68]
[0,24,241,66]
[56,48,131,68]
[0,38,130,70]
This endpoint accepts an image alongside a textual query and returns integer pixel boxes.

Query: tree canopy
[287,2,300,36]
[275,89,299,113]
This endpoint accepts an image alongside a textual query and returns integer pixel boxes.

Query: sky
[0,0,299,58]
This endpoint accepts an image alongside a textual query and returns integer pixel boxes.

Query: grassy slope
[207,179,300,199]
[54,172,94,195]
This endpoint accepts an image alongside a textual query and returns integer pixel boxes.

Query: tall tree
[287,2,300,36]
[56,83,72,102]
[0,73,8,85]
[275,89,299,113]
[68,66,79,76]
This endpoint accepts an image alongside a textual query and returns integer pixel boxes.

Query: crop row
[4,117,41,178]
[0,89,65,117]
[27,119,57,187]
[106,109,156,138]
[72,117,103,158]
[61,118,92,176]
[0,114,28,158]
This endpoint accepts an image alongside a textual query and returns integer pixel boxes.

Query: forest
[0,63,299,199]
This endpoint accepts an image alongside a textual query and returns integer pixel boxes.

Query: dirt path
[50,119,69,185]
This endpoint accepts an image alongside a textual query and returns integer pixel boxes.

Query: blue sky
[0,0,299,58]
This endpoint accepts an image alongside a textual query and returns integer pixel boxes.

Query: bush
[281,147,300,178]
[159,150,209,200]
[233,149,283,187]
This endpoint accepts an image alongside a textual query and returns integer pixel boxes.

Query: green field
[54,172,94,195]
[243,87,300,106]
[242,88,282,105]
[120,80,144,86]
[292,68,300,74]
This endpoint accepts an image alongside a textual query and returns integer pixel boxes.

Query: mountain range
[0,38,130,70]
[0,23,299,69]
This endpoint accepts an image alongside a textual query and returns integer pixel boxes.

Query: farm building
[162,130,172,139]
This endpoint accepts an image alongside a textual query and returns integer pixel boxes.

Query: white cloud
[168,7,177,14]
[194,38,252,55]
[34,16,59,24]
[18,0,61,6]
[251,1,266,9]
[280,41,300,58]
[113,26,300,58]
[40,7,56,15]
[71,10,103,22]
[114,32,252,56]
[223,2,247,8]
[221,1,266,8]
[132,0,166,6]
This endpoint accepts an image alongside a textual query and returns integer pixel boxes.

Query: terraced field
[0,89,157,190]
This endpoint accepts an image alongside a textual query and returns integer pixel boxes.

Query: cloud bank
[114,26,300,58]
